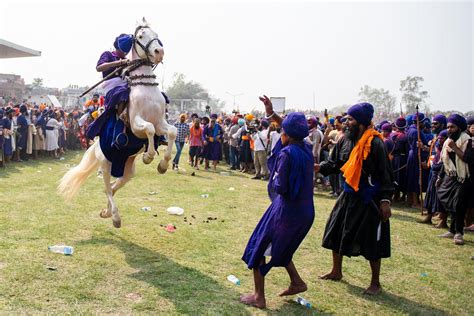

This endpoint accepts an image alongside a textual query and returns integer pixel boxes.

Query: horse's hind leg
[156,121,177,174]
[111,156,136,195]
[102,162,121,228]
[131,116,156,165]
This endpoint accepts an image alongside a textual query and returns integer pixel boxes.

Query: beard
[347,125,360,141]
[448,129,461,141]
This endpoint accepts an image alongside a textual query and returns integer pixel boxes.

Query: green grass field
[0,149,473,314]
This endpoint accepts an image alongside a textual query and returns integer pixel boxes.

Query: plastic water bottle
[295,296,311,308]
[48,245,74,255]
[227,275,241,285]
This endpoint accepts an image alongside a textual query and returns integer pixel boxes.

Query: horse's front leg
[131,116,156,164]
[157,122,177,174]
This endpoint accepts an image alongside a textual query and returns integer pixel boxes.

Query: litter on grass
[167,206,184,215]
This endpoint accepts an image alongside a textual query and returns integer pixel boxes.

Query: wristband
[265,112,276,120]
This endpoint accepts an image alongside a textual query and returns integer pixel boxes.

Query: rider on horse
[86,34,134,140]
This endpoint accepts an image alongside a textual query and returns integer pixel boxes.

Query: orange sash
[340,128,383,192]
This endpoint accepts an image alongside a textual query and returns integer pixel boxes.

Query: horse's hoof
[143,153,154,165]
[113,219,122,228]
[157,161,168,174]
[100,208,112,218]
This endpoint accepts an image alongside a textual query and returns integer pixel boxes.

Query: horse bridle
[133,25,163,64]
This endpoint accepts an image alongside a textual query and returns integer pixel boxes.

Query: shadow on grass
[344,282,448,315]
[76,233,251,314]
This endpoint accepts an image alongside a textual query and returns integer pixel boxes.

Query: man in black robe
[314,102,394,295]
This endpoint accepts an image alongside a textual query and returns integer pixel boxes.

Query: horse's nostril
[155,49,161,54]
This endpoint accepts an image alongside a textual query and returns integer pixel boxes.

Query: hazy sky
[0,0,472,113]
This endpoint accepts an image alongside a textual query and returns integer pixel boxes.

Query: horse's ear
[142,17,148,25]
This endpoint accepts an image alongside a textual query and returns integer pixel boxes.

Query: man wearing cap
[240,96,314,309]
[315,102,394,295]
[437,114,471,245]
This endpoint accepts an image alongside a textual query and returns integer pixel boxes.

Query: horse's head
[133,17,164,64]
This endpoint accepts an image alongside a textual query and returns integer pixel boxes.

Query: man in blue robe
[240,96,314,309]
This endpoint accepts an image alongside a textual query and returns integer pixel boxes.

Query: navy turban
[432,114,447,127]
[438,129,448,138]
[114,34,133,54]
[19,104,28,113]
[210,113,218,119]
[467,116,474,126]
[413,112,425,123]
[347,102,374,127]
[447,114,467,131]
[282,112,309,140]
[395,117,407,129]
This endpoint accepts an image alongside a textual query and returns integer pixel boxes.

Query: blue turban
[395,117,407,129]
[114,34,133,53]
[328,117,335,125]
[406,114,414,126]
[413,112,425,123]
[438,129,448,138]
[432,114,447,127]
[447,113,467,131]
[467,116,474,126]
[347,102,374,127]
[238,118,245,126]
[210,113,218,119]
[19,104,28,113]
[282,112,309,140]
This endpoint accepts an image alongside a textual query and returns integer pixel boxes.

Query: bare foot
[279,282,307,296]
[364,283,382,295]
[319,271,343,281]
[239,294,266,309]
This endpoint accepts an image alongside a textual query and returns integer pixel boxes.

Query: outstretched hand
[259,95,273,115]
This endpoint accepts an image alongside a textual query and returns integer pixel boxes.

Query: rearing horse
[58,18,177,228]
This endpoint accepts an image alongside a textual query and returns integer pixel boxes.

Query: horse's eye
[139,35,143,39]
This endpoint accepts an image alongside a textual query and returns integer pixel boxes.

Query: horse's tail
[58,142,101,201]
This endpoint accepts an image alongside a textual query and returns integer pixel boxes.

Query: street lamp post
[226,91,243,112]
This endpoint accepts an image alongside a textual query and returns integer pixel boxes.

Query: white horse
[58,18,177,228]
